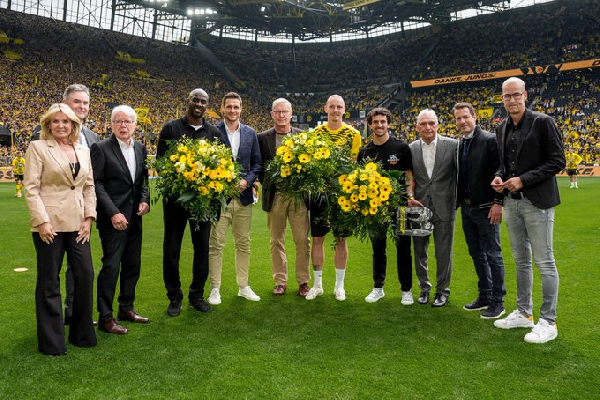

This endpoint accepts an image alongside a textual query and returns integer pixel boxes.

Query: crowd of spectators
[1,0,599,166]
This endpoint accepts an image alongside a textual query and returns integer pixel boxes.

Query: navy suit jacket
[90,135,150,230]
[216,121,262,206]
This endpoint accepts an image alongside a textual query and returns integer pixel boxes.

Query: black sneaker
[481,302,505,319]
[189,298,211,313]
[463,297,490,311]
[167,300,182,317]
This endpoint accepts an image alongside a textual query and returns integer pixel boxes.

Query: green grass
[1,177,599,399]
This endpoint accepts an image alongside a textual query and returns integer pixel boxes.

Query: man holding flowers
[208,92,262,305]
[306,95,362,301]
[258,98,311,297]
[157,88,221,317]
[358,108,417,305]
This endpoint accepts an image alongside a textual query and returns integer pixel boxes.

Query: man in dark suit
[453,102,506,319]
[207,92,262,305]
[492,77,565,344]
[32,84,100,324]
[91,105,150,335]
[409,109,458,307]
[157,88,221,317]
[257,98,311,297]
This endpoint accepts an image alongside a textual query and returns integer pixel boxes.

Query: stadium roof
[121,0,514,42]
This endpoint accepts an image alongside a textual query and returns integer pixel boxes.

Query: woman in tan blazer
[24,103,97,356]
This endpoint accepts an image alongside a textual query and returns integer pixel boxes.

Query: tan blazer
[24,139,97,232]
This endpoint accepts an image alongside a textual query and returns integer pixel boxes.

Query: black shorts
[309,197,351,238]
[15,174,24,181]
[567,169,578,176]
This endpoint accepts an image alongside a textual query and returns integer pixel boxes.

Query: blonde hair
[40,103,82,143]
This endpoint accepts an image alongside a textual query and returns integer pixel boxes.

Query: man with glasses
[91,105,150,334]
[491,77,565,343]
[258,98,311,297]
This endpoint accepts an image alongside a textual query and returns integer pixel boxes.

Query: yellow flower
[338,196,347,207]
[350,193,359,203]
[369,207,378,215]
[359,185,368,192]
[343,182,354,193]
[364,162,377,171]
[299,154,310,163]
[285,139,294,147]
[338,174,347,185]
[380,185,392,194]
[358,192,367,200]
[170,154,179,162]
[209,170,219,180]
[283,153,293,163]
[199,186,209,195]
[368,189,378,199]
[321,148,330,158]
[360,173,368,181]
[370,199,379,208]
[361,209,369,216]
[380,192,389,201]
[369,182,378,190]
[180,155,187,164]
[276,146,289,156]
[342,204,352,212]
[178,145,188,153]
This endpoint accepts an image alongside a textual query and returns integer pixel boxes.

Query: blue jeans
[503,197,559,323]
[461,204,506,303]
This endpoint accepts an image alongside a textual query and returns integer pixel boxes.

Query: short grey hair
[63,84,90,100]
[272,98,292,111]
[416,109,438,124]
[111,105,137,122]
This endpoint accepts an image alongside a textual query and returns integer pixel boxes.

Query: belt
[507,192,526,200]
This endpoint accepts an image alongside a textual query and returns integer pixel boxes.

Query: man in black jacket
[491,77,565,344]
[91,105,150,334]
[157,88,221,317]
[453,103,506,319]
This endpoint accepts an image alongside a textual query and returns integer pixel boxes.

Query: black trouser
[370,233,412,292]
[97,216,143,323]
[162,200,211,302]
[33,232,96,355]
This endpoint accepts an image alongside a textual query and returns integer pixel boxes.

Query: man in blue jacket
[208,92,262,305]
[454,102,506,319]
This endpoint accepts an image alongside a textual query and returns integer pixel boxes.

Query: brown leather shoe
[298,283,310,297]
[117,310,150,324]
[272,284,286,296]
[99,318,128,334]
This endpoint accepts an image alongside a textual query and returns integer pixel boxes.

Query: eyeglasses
[112,120,135,125]
[502,92,524,101]
[272,110,291,115]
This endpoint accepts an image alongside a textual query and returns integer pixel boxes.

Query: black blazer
[457,126,503,208]
[495,109,565,209]
[90,135,150,230]
[257,127,302,212]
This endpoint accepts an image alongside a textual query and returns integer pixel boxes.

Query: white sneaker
[493,310,534,329]
[401,291,414,305]
[524,319,558,343]
[305,286,324,300]
[208,288,221,305]
[365,288,385,303]
[334,287,346,301]
[238,286,261,302]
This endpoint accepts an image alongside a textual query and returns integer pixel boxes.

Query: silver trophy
[397,206,434,236]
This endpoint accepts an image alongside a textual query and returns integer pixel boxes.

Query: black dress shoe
[167,300,182,317]
[432,293,449,307]
[189,298,211,313]
[417,291,429,305]
[118,310,150,323]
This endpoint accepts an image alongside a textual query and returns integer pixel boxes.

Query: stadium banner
[557,165,600,177]
[411,58,600,88]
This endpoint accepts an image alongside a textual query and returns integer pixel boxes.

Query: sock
[313,270,323,288]
[335,268,345,290]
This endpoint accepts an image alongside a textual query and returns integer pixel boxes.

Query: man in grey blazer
[409,109,458,307]
[32,84,100,324]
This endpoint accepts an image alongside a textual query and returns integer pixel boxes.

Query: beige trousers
[268,193,311,286]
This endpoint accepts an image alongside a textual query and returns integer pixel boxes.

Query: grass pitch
[1,177,599,399]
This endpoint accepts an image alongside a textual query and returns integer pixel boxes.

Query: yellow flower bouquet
[152,137,241,222]
[265,130,349,202]
[333,161,403,241]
